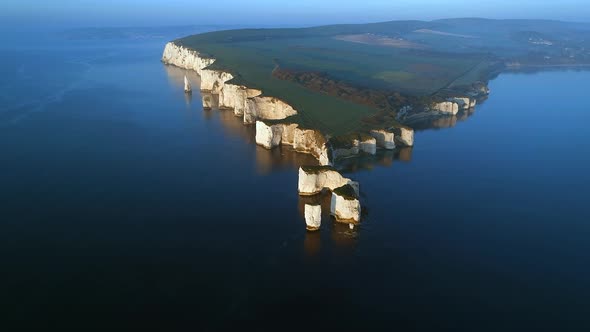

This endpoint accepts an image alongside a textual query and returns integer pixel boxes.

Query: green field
[176,19,590,134]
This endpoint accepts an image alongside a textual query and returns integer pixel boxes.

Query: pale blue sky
[2,0,590,27]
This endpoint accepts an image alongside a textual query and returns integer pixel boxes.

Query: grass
[333,184,359,200]
[176,19,590,134]
[301,165,336,174]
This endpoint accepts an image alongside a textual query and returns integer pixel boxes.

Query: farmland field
[176,19,590,134]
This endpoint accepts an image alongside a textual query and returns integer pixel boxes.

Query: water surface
[1,28,589,331]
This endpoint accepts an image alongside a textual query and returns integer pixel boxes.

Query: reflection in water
[297,192,358,256]
[163,63,439,256]
[215,106,254,141]
[330,222,358,255]
[303,230,321,257]
[164,64,201,91]
[184,91,193,106]
[335,147,413,173]
[256,145,319,175]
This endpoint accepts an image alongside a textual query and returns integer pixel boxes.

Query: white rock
[370,129,395,150]
[280,123,299,146]
[392,127,414,147]
[244,96,297,124]
[162,42,215,76]
[304,204,322,231]
[298,166,354,196]
[359,136,377,155]
[293,128,330,166]
[165,42,327,165]
[184,75,192,93]
[449,97,477,110]
[431,101,459,115]
[200,69,233,94]
[255,121,283,149]
[330,189,361,223]
[218,83,262,116]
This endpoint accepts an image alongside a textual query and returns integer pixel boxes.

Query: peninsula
[162,18,590,225]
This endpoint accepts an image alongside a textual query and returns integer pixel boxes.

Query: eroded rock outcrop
[392,127,414,147]
[305,204,322,231]
[219,83,262,117]
[293,128,330,166]
[255,121,284,149]
[450,97,476,110]
[330,184,361,223]
[430,101,459,115]
[370,129,396,150]
[162,42,297,124]
[244,97,297,124]
[330,133,377,161]
[255,121,330,165]
[359,136,377,155]
[162,42,214,76]
[298,166,356,196]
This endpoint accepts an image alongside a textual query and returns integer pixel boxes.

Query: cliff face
[370,130,396,150]
[430,101,460,115]
[392,127,414,147]
[331,190,361,223]
[256,121,330,166]
[164,42,362,222]
[162,42,296,125]
[304,204,322,231]
[161,42,214,76]
[298,166,357,196]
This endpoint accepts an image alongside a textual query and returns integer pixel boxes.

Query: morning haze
[2,0,590,27]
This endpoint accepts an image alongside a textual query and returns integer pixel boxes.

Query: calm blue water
[1,28,590,331]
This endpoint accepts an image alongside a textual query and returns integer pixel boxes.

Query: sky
[2,0,590,28]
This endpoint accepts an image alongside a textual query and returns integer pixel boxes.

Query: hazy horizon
[3,0,590,29]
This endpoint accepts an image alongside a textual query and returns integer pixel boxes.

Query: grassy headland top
[176,18,590,134]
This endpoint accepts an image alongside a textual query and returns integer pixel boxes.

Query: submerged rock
[304,204,322,231]
[330,184,361,223]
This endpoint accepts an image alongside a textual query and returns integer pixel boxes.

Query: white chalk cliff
[370,130,396,150]
[162,42,296,125]
[450,97,477,110]
[392,127,414,147]
[255,121,330,166]
[430,101,459,115]
[298,166,358,196]
[161,42,334,166]
[330,186,361,223]
[304,204,322,231]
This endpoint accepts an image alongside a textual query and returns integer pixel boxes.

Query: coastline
[162,42,366,224]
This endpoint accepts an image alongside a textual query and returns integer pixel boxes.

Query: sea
[1,26,589,331]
